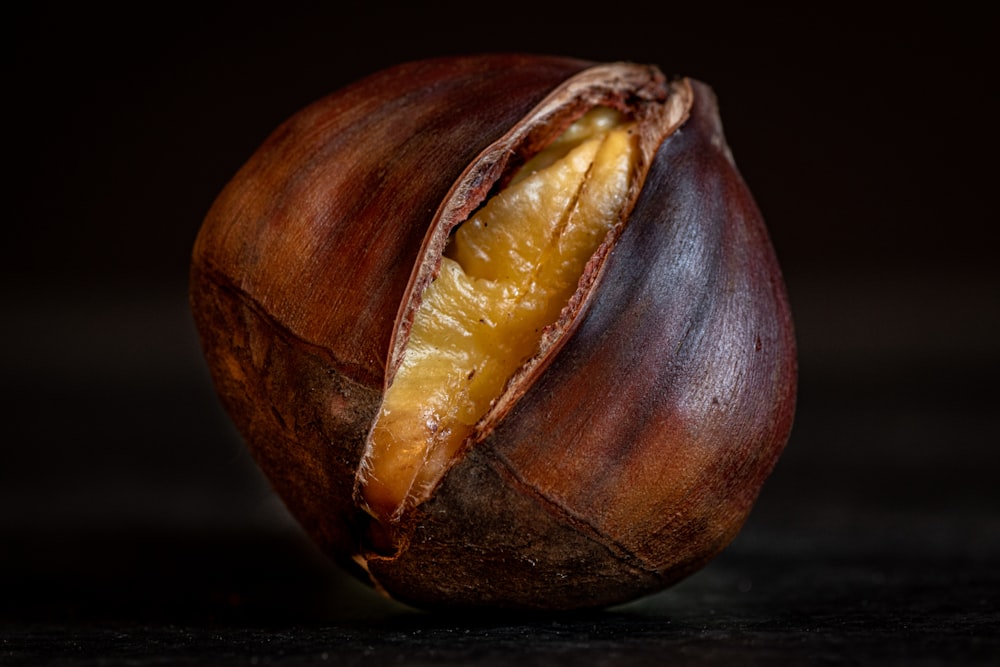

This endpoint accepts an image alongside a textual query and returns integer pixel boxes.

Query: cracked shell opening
[358,107,638,535]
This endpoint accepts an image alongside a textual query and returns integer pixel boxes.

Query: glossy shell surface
[190,54,797,610]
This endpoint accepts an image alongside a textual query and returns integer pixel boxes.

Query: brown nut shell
[190,54,797,611]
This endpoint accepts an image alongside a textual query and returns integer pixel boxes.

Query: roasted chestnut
[190,54,797,611]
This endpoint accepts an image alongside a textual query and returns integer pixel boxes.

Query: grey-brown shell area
[189,273,379,584]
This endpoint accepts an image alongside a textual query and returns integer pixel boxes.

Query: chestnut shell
[190,54,797,611]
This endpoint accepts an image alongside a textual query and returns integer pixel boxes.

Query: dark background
[6,3,998,664]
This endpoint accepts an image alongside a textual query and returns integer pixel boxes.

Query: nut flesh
[360,108,637,526]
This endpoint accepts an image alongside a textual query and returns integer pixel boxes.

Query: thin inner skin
[361,108,637,523]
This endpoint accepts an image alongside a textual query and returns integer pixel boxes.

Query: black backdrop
[6,3,998,664]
